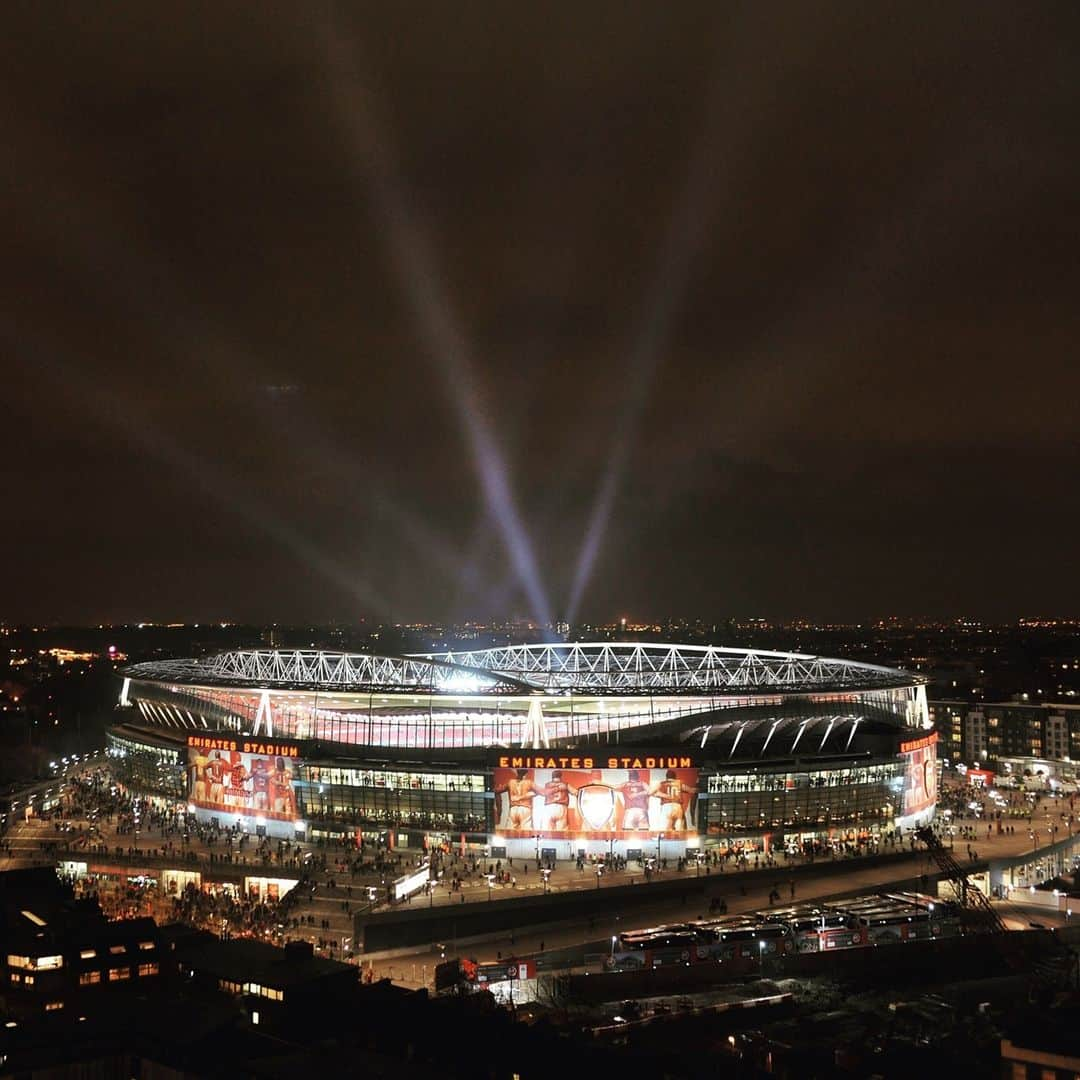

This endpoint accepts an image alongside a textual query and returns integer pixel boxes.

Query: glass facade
[701,762,904,835]
[127,681,928,753]
[105,732,186,800]
[294,766,488,833]
[108,722,914,842]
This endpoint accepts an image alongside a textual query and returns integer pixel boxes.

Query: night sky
[4,2,1079,625]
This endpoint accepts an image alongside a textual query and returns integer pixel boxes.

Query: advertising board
[901,732,938,817]
[187,736,300,822]
[492,760,699,839]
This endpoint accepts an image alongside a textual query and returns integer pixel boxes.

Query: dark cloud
[2,1,1078,623]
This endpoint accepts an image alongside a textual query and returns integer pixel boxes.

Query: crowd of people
[170,880,299,941]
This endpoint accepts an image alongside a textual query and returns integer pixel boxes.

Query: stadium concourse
[0,764,1054,982]
[110,642,940,865]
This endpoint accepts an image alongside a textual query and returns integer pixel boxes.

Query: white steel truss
[419,642,915,694]
[122,642,919,698]
[123,650,530,694]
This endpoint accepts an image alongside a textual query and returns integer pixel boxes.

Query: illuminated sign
[243,877,299,902]
[899,732,938,755]
[495,753,695,771]
[187,735,299,758]
[188,743,300,823]
[393,863,430,902]
[901,734,938,817]
[493,764,699,840]
[476,959,534,983]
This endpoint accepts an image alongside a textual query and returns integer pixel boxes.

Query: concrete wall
[356,848,925,952]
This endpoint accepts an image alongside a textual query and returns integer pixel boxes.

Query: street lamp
[611,935,617,959]
[758,939,765,974]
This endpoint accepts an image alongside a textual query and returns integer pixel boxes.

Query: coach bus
[879,892,963,937]
[758,905,867,952]
[611,926,703,970]
[838,896,936,944]
[606,892,964,973]
[694,917,794,962]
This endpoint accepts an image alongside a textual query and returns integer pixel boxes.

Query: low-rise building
[0,867,166,1018]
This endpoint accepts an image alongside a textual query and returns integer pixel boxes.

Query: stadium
[108,643,937,860]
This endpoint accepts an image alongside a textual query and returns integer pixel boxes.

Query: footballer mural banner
[187,735,300,822]
[492,764,699,839]
[900,732,938,818]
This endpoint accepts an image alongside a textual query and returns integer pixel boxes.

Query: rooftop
[177,935,356,990]
[123,642,921,696]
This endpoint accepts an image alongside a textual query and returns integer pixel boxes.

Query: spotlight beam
[321,21,554,627]
[0,100,476,605]
[565,51,740,623]
[9,323,391,618]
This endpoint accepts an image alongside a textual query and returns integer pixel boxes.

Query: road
[359,821,1058,987]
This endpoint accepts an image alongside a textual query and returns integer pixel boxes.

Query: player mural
[900,732,938,819]
[187,737,300,822]
[493,765,699,838]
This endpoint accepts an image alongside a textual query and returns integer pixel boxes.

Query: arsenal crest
[577,783,616,830]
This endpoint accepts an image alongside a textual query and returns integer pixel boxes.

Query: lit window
[6,956,29,970]
[10,973,20,984]
[108,945,126,955]
[78,971,101,985]
[107,968,130,982]
[34,955,62,970]
[79,950,96,960]
[44,1001,63,1012]
[137,963,158,977]
[138,942,155,951]
[24,976,34,986]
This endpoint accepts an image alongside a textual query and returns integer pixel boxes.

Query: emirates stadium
[108,643,937,860]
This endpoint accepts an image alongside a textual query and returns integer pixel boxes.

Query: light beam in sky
[321,19,555,628]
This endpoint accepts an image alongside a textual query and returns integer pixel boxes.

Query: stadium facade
[108,643,937,859]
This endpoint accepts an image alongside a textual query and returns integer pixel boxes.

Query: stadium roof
[122,642,921,696]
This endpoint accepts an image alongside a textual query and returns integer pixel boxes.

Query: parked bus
[606,890,967,973]
[612,926,702,970]
[758,905,867,952]
[694,916,794,962]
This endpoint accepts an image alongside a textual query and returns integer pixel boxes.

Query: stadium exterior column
[522,696,550,749]
[254,690,274,737]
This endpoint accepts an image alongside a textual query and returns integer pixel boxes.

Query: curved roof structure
[123,642,920,696]
[121,649,532,695]
[419,642,917,694]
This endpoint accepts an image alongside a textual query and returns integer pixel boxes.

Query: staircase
[915,826,1006,934]
[916,826,1076,993]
